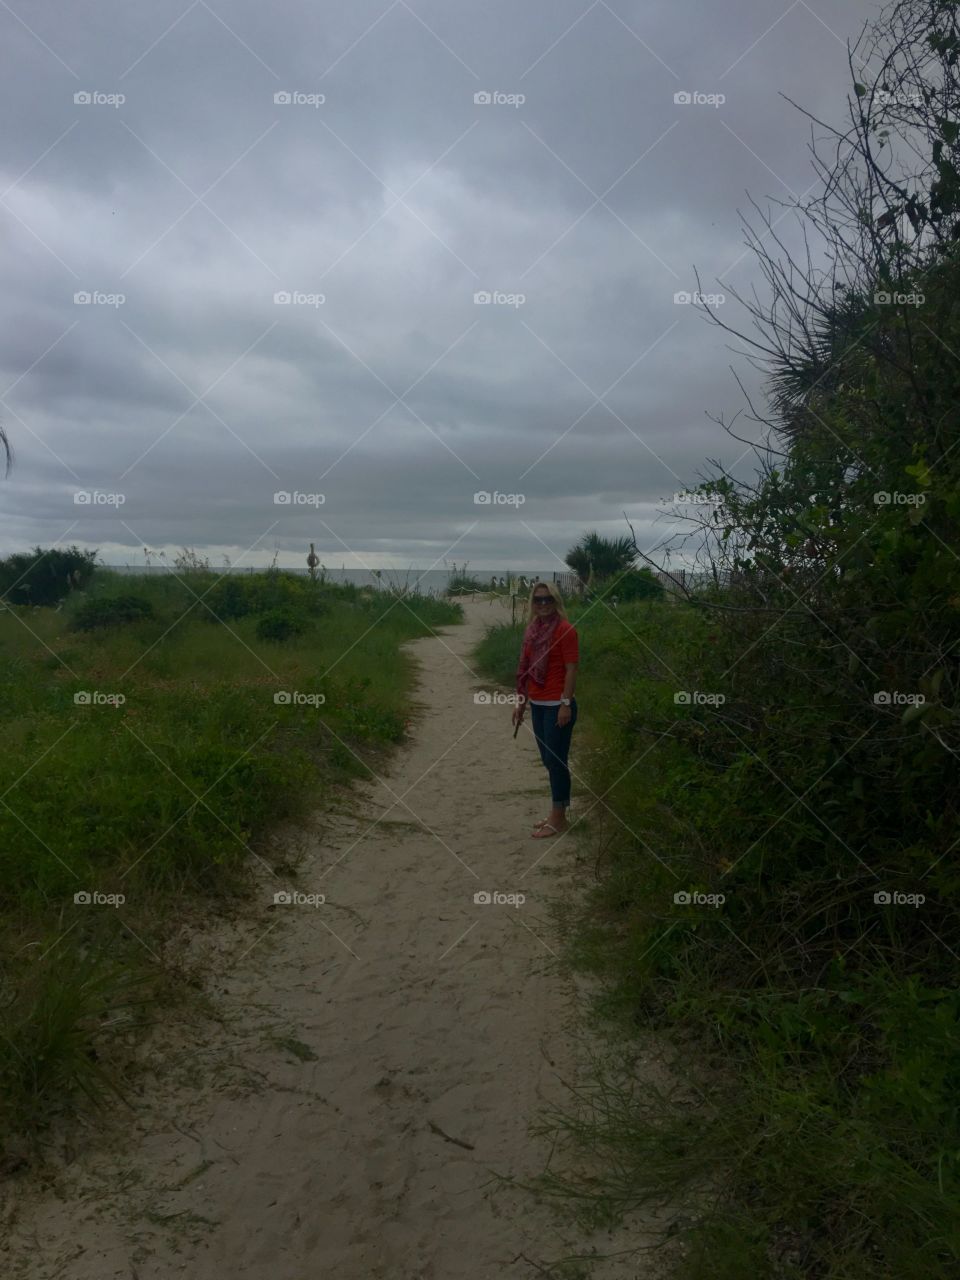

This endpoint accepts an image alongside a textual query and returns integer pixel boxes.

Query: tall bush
[0,546,97,606]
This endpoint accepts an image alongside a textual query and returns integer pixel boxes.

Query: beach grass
[0,567,460,1153]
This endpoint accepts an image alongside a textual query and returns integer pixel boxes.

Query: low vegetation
[0,561,459,1154]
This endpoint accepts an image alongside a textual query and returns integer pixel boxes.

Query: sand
[2,596,664,1279]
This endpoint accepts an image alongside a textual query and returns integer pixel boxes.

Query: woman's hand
[511,703,525,728]
[557,703,571,728]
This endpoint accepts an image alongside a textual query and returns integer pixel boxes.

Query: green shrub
[70,594,155,631]
[593,567,665,603]
[0,545,97,606]
[255,607,309,643]
[202,571,331,621]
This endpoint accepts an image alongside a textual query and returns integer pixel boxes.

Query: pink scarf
[516,612,560,701]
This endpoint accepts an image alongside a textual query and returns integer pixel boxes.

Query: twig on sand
[508,1253,556,1276]
[427,1119,475,1150]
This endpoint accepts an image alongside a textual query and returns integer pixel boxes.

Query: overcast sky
[0,0,878,573]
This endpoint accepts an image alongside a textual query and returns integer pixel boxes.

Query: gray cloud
[0,0,874,569]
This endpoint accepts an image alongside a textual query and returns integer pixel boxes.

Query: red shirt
[522,618,579,702]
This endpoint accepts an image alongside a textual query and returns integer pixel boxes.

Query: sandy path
[4,597,657,1279]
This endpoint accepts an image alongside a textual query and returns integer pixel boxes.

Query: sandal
[531,822,564,839]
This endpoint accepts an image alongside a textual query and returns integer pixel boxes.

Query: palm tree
[565,531,636,585]
[768,290,880,443]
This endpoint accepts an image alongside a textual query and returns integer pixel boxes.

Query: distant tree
[565,531,636,584]
[0,546,97,606]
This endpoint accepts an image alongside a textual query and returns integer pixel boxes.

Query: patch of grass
[0,943,149,1142]
[473,617,524,686]
[0,568,460,1157]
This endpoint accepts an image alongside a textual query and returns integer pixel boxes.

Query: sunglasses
[532,594,555,604]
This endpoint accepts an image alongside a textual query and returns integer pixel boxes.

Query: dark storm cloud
[0,0,876,568]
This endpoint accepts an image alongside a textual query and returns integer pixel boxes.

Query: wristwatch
[560,697,572,706]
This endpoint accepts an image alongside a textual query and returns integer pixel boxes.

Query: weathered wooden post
[307,542,319,582]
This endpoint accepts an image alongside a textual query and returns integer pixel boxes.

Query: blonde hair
[526,579,568,625]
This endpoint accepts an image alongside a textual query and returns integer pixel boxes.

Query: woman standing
[511,581,579,838]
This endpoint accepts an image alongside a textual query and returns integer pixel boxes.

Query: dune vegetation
[0,558,459,1154]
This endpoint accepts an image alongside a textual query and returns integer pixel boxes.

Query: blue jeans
[530,699,578,806]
